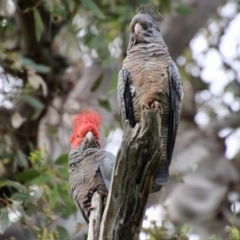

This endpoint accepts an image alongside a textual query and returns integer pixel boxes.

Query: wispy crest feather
[73,111,101,128]
[70,110,102,148]
[136,4,162,23]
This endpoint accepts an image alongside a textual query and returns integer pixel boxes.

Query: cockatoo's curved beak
[86,131,94,143]
[134,23,143,34]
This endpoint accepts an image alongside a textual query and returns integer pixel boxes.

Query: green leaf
[15,150,28,168]
[80,0,106,19]
[109,72,118,92]
[156,0,171,12]
[20,57,50,73]
[57,225,69,239]
[47,125,57,135]
[98,98,111,111]
[230,227,240,240]
[55,154,68,165]
[33,8,44,41]
[58,188,73,206]
[175,1,192,15]
[60,204,76,218]
[30,174,51,185]
[49,188,59,210]
[19,95,44,110]
[188,162,198,172]
[91,73,104,92]
[60,0,70,12]
[5,180,27,192]
[172,173,184,183]
[25,205,40,216]
[208,235,222,240]
[12,192,30,202]
[15,169,41,182]
[14,203,28,219]
[0,208,10,234]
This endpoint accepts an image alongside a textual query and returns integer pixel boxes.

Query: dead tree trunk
[87,192,102,240]
[98,109,162,240]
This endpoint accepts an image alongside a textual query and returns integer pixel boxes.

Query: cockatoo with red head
[68,111,115,223]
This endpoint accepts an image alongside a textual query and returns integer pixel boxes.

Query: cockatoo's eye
[141,22,148,30]
[77,134,80,138]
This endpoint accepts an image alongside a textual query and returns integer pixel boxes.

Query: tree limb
[87,192,102,240]
[161,0,226,60]
[99,109,162,240]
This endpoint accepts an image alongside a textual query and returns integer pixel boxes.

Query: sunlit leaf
[0,208,10,234]
[28,70,48,96]
[229,227,240,240]
[188,162,198,172]
[33,8,44,41]
[11,112,26,129]
[172,173,184,183]
[76,222,83,232]
[80,0,106,19]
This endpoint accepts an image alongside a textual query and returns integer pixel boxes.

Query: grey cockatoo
[69,111,115,223]
[118,5,183,192]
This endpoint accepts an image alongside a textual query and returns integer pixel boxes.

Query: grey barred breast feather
[69,144,115,223]
[117,6,183,192]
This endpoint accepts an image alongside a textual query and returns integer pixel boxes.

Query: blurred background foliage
[0,0,240,239]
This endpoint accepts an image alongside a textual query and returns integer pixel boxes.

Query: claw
[142,101,163,114]
[87,206,95,212]
[151,101,163,114]
[82,196,89,204]
[142,103,150,111]
[150,101,159,110]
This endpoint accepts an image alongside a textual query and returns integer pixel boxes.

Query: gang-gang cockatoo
[118,5,184,192]
[68,111,115,223]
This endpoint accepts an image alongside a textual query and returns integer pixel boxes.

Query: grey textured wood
[99,109,162,240]
[87,192,102,240]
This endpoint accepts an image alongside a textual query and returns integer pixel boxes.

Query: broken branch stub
[87,192,102,240]
[99,109,162,240]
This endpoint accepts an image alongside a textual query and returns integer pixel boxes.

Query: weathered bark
[99,109,162,240]
[87,192,102,240]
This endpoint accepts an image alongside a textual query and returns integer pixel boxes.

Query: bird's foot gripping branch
[97,109,162,240]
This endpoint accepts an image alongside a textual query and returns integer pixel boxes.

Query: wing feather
[167,61,183,165]
[99,151,115,190]
[117,69,136,128]
[153,61,183,190]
